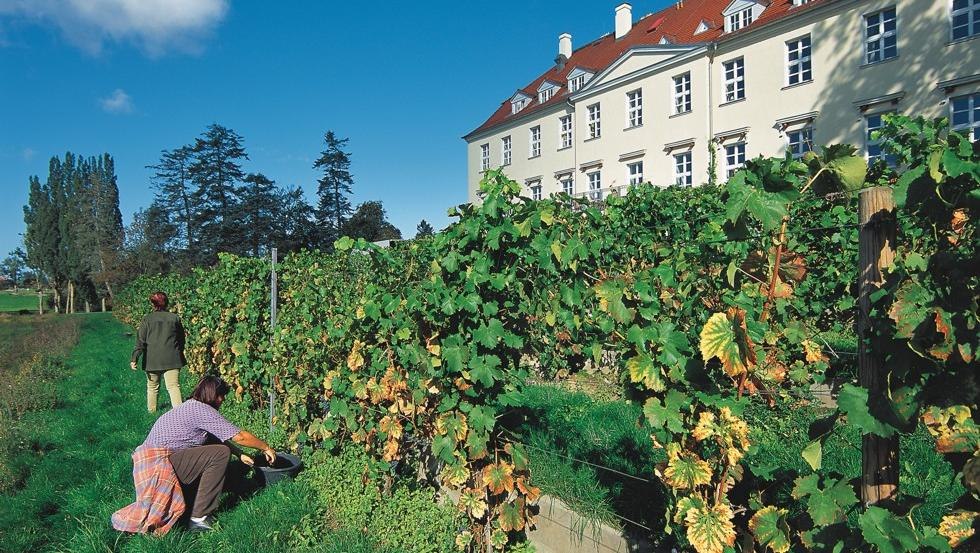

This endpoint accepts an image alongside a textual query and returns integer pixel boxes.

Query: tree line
[22,153,124,312]
[19,123,431,312]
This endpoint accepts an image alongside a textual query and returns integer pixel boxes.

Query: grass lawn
[0,290,43,313]
[0,314,368,553]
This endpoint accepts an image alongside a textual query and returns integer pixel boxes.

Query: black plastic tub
[254,452,303,486]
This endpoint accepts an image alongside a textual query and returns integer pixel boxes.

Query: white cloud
[100,89,134,114]
[0,0,228,55]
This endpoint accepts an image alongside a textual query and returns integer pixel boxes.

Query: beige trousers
[146,369,182,412]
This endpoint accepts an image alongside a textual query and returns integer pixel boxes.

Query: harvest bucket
[254,452,303,486]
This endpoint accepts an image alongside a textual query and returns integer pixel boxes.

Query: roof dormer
[537,80,561,103]
[567,67,596,93]
[658,36,671,45]
[694,19,713,35]
[510,91,532,114]
[722,0,767,33]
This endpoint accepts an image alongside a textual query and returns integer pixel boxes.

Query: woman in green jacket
[131,291,186,413]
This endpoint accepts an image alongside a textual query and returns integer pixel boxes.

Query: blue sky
[0,1,670,257]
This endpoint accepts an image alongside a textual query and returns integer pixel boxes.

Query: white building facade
[464,0,980,202]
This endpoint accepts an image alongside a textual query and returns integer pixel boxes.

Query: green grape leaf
[801,439,822,471]
[858,506,921,553]
[497,499,526,532]
[792,475,858,526]
[749,506,792,553]
[838,384,897,437]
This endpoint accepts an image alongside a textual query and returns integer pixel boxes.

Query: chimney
[615,3,633,40]
[556,33,572,69]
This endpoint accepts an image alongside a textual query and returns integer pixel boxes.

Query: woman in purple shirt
[142,375,276,531]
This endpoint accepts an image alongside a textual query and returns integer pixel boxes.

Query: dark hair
[149,291,168,311]
[191,375,230,408]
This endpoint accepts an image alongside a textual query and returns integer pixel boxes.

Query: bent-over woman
[111,375,277,534]
[131,291,185,412]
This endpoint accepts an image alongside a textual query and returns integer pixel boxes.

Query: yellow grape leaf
[664,451,712,490]
[801,339,827,364]
[347,340,365,371]
[379,416,403,440]
[440,464,470,488]
[458,488,488,519]
[699,309,757,377]
[685,502,736,553]
[382,438,399,462]
[674,495,706,524]
[482,462,515,495]
[939,511,977,548]
[516,477,542,503]
[454,531,473,551]
[627,353,665,392]
[922,405,980,453]
[749,506,791,553]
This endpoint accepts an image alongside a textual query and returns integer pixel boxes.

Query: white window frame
[501,136,512,166]
[587,170,602,200]
[864,7,897,64]
[529,126,541,158]
[511,98,528,114]
[724,142,747,178]
[588,103,601,139]
[723,58,745,102]
[673,152,693,186]
[952,0,980,41]
[865,111,898,164]
[538,88,554,104]
[951,92,980,141]
[480,144,490,171]
[560,175,574,195]
[673,72,692,114]
[787,35,812,86]
[728,8,753,32]
[530,182,542,201]
[786,126,814,159]
[627,161,644,186]
[570,74,586,92]
[559,115,573,149]
[627,89,643,128]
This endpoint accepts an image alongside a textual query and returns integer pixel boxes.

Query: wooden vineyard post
[857,186,899,504]
[38,290,43,315]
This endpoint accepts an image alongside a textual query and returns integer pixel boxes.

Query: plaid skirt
[111,445,186,535]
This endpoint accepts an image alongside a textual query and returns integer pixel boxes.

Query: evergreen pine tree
[148,145,196,254]
[340,201,402,243]
[276,186,316,253]
[188,124,249,264]
[415,219,434,238]
[312,131,354,247]
[238,172,280,256]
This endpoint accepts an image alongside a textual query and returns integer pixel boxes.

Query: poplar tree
[313,131,354,247]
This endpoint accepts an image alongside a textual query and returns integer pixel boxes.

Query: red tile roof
[466,0,829,138]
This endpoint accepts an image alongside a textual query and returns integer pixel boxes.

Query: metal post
[857,186,899,504]
[269,248,278,435]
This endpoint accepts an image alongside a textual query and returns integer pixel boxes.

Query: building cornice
[936,74,980,94]
[852,92,904,112]
[570,46,707,102]
[463,100,571,142]
[663,138,697,152]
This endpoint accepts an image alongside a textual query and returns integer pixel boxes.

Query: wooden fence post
[858,186,899,504]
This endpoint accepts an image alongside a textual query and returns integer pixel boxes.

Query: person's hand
[130,361,137,371]
[262,447,277,465]
[240,454,255,467]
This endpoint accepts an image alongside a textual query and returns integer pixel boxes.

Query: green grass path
[0,314,316,553]
[0,291,42,313]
